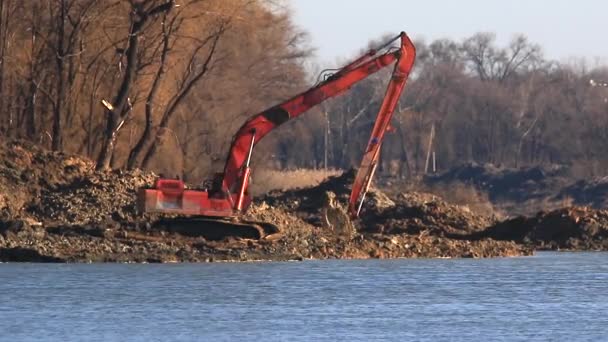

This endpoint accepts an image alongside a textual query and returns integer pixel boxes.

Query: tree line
[0,1,607,182]
[0,0,309,182]
[304,32,608,179]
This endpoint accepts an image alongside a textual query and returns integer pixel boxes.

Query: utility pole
[424,123,435,174]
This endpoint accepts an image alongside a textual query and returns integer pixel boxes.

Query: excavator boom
[138,32,416,224]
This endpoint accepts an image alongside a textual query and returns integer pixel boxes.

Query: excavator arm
[348,34,416,217]
[138,32,416,219]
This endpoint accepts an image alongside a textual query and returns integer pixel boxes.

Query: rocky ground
[1,140,607,263]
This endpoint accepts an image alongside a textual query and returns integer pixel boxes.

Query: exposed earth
[1,140,607,263]
[423,162,608,215]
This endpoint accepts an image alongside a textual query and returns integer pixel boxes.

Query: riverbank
[1,140,607,262]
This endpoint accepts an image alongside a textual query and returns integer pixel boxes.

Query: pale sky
[290,0,607,63]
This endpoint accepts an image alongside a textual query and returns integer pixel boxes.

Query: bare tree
[0,0,21,134]
[461,33,541,83]
[131,16,228,170]
[96,0,174,170]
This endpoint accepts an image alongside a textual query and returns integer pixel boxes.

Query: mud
[1,140,604,263]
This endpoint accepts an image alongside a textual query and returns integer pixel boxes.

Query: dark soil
[425,163,570,202]
[422,162,608,215]
[424,162,571,204]
[477,207,608,251]
[557,178,608,209]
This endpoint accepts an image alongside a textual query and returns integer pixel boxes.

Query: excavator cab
[138,178,241,216]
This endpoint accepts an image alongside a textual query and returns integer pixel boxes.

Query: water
[1,252,608,341]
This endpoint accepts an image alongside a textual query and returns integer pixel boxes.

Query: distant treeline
[0,0,606,182]
[309,33,608,179]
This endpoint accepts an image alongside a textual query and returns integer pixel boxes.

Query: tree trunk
[51,0,66,151]
[96,19,142,170]
[96,114,118,170]
[139,26,223,169]
[96,1,173,170]
[126,94,154,170]
[127,15,171,170]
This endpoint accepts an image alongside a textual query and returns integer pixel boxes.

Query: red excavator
[137,32,416,239]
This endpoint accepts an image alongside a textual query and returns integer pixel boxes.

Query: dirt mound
[361,192,494,236]
[0,140,531,262]
[0,140,157,227]
[261,169,395,225]
[0,140,93,219]
[479,207,608,250]
[424,163,608,216]
[261,170,493,237]
[251,171,528,258]
[262,169,356,211]
[242,199,527,260]
[557,178,608,208]
[425,162,570,203]
[31,169,156,225]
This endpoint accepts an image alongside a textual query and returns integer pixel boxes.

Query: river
[1,252,607,341]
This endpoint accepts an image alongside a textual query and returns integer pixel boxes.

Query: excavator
[137,31,416,240]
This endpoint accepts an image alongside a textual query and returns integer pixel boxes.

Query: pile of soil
[0,141,91,219]
[423,163,580,215]
[260,170,395,225]
[32,169,156,225]
[360,192,494,236]
[255,171,528,259]
[2,139,603,263]
[0,139,159,225]
[557,178,608,208]
[478,207,608,251]
[425,162,571,203]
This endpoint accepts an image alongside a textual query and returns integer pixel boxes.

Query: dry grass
[250,168,342,195]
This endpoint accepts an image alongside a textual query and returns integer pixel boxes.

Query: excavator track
[151,217,282,241]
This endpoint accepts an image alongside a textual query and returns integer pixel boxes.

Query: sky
[290,0,607,64]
